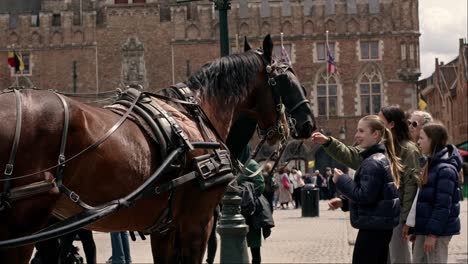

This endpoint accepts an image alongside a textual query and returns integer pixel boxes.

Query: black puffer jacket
[337,144,400,230]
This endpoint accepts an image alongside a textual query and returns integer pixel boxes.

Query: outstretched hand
[310,132,329,145]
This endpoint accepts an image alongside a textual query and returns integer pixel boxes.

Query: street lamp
[339,126,346,140]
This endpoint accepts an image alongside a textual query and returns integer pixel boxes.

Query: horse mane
[186,51,263,102]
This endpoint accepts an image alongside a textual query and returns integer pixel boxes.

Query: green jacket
[237,160,265,248]
[323,137,421,222]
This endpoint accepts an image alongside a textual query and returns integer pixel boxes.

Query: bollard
[301,184,320,217]
[217,182,249,263]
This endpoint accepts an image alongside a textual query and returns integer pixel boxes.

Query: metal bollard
[217,181,249,263]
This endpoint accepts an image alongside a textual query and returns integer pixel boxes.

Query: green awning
[456,141,468,151]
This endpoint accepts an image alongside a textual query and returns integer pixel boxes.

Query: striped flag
[281,45,291,65]
[7,51,25,72]
[327,45,337,74]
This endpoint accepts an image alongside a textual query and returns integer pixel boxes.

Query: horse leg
[0,244,35,264]
[0,196,58,264]
[150,231,177,264]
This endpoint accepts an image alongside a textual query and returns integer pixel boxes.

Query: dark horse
[0,35,315,263]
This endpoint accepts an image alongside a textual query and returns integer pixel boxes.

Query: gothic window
[325,0,335,15]
[316,73,338,117]
[260,0,271,18]
[346,0,357,14]
[303,0,313,16]
[239,0,249,18]
[316,42,335,61]
[31,14,40,27]
[400,44,406,60]
[409,44,415,60]
[359,68,382,115]
[9,14,18,29]
[282,0,292,16]
[52,14,61,27]
[360,40,379,60]
[369,0,380,14]
[186,3,198,21]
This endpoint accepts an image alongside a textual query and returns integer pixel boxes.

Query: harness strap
[288,99,310,115]
[0,89,23,211]
[171,83,215,142]
[53,93,95,210]
[154,171,197,194]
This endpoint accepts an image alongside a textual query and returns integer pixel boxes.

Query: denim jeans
[110,232,131,264]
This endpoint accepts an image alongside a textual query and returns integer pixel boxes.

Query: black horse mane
[186,51,264,101]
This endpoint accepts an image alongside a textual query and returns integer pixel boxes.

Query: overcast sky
[419,0,467,79]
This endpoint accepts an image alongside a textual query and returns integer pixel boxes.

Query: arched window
[359,67,382,115]
[316,72,338,117]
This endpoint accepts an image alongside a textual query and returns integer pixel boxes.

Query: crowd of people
[30,107,464,264]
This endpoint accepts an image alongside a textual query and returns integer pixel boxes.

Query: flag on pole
[281,45,291,64]
[8,51,15,68]
[418,95,427,110]
[14,52,25,72]
[7,51,25,72]
[326,44,338,74]
[280,32,291,65]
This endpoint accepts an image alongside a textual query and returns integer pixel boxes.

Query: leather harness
[0,50,305,247]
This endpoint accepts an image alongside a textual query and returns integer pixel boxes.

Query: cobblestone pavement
[77,200,467,263]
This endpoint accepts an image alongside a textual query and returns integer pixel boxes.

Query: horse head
[244,35,316,142]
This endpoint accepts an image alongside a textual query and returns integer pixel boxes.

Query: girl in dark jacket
[323,115,401,264]
[405,122,461,263]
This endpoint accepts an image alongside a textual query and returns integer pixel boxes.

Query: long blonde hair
[361,115,403,186]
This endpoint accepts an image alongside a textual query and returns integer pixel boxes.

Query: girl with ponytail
[311,115,401,264]
[379,105,421,264]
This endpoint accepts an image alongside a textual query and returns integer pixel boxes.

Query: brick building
[417,39,468,148]
[1,0,421,167]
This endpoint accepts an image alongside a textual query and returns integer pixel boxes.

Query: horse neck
[199,96,240,141]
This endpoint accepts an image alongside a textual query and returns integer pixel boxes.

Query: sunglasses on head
[408,120,419,128]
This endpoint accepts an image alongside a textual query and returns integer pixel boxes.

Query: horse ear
[262,34,273,63]
[244,36,251,52]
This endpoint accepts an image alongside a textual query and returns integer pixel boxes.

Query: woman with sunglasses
[408,110,433,143]
[405,122,461,263]
[312,115,401,263]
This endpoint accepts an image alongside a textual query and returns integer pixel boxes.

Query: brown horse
[0,35,315,263]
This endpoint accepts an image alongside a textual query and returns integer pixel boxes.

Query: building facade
[1,0,421,167]
[417,39,468,147]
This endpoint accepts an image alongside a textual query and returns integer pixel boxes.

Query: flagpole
[325,30,329,121]
[281,32,284,48]
[171,44,175,84]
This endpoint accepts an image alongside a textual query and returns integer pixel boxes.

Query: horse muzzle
[294,120,315,139]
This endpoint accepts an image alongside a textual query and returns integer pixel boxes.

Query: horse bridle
[240,50,310,178]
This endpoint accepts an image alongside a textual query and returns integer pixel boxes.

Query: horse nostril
[300,121,313,138]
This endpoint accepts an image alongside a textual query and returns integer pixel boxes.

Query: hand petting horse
[0,35,315,264]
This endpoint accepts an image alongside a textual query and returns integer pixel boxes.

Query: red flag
[8,51,15,68]
[281,45,291,65]
[327,45,338,74]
